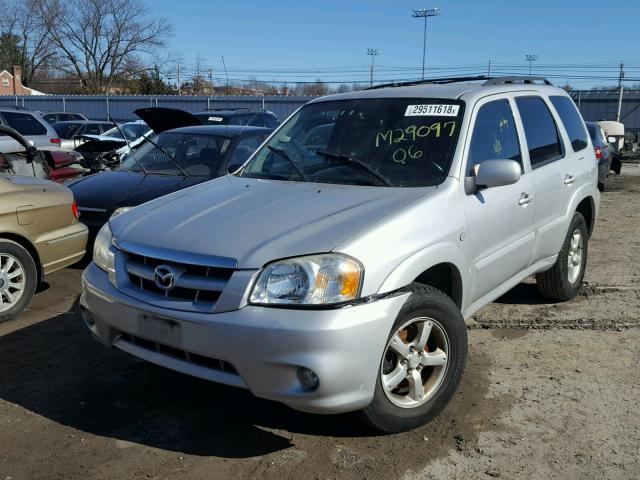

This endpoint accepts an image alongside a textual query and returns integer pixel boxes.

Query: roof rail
[482,76,553,86]
[367,75,553,90]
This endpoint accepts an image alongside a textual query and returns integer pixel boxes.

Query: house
[0,66,45,96]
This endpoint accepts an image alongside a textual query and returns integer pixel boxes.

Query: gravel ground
[0,166,638,480]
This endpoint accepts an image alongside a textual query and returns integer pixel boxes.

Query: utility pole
[525,54,538,76]
[367,48,380,87]
[616,62,625,122]
[487,60,491,77]
[411,8,442,80]
[177,63,181,95]
[209,67,213,91]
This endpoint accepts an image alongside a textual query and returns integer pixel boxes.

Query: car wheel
[611,157,622,175]
[0,239,37,323]
[360,284,467,433]
[536,212,588,301]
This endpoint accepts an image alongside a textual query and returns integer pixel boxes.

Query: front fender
[377,241,469,309]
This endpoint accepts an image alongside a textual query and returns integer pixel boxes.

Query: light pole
[367,48,380,87]
[412,8,441,80]
[525,54,538,76]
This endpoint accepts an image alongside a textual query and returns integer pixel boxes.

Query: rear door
[461,96,536,301]
[515,95,588,261]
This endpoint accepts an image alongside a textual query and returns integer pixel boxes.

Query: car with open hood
[81,76,600,433]
[69,108,272,242]
[1,173,87,322]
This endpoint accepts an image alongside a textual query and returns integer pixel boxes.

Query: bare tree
[0,0,57,86]
[43,0,171,92]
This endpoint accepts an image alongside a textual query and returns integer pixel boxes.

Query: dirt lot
[1,167,639,480]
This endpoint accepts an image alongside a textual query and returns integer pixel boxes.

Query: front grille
[117,247,236,312]
[117,331,238,374]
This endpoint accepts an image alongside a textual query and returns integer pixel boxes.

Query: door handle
[518,192,533,206]
[564,174,575,185]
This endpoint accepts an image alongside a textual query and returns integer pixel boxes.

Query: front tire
[536,212,588,301]
[360,284,467,433]
[0,239,37,323]
[611,156,622,175]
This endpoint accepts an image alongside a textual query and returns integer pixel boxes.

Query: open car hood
[134,107,203,133]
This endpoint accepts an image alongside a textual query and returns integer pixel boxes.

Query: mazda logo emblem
[153,265,176,291]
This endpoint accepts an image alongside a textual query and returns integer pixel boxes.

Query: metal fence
[0,90,639,132]
[0,95,315,123]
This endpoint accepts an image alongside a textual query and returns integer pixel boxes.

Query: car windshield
[239,98,464,187]
[118,132,231,177]
[103,123,149,140]
[53,122,81,139]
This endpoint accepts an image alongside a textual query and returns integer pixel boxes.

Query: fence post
[106,97,110,120]
[62,97,66,112]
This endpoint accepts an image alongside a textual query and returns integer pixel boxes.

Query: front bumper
[81,263,409,414]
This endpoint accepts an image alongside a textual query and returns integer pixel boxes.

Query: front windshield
[239,98,464,187]
[103,123,149,140]
[118,132,231,177]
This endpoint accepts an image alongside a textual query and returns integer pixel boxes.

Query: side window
[1,112,47,135]
[249,115,268,127]
[84,124,102,135]
[549,96,588,152]
[467,99,521,175]
[515,97,563,167]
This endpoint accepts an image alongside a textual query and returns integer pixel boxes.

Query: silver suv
[0,107,61,151]
[81,76,600,433]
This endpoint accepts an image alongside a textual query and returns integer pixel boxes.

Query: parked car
[42,112,88,125]
[73,121,152,172]
[52,120,114,150]
[598,120,624,175]
[81,76,599,433]
[69,120,272,241]
[585,121,612,191]
[0,125,88,182]
[192,109,280,128]
[0,173,87,322]
[0,107,61,151]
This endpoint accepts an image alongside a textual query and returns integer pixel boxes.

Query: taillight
[50,138,61,144]
[594,146,603,159]
[72,201,79,220]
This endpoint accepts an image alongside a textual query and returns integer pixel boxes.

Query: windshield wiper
[144,136,189,177]
[315,150,395,187]
[266,145,310,182]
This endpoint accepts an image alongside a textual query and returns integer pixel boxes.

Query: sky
[145,0,640,88]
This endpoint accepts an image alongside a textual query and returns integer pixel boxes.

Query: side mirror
[474,159,521,189]
[227,162,243,174]
[607,136,616,144]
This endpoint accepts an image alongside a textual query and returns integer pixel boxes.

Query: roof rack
[366,75,553,90]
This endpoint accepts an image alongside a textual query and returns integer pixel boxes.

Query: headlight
[250,254,363,305]
[93,223,113,271]
[110,206,135,219]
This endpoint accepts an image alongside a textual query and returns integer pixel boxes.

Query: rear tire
[598,182,606,192]
[360,284,467,433]
[536,212,588,301]
[0,239,37,323]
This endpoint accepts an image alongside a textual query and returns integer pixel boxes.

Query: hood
[69,170,204,211]
[110,175,432,268]
[134,107,202,133]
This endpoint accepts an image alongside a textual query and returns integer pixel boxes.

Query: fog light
[297,367,319,391]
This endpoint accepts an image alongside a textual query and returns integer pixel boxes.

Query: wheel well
[413,263,463,308]
[0,233,42,284]
[576,197,595,237]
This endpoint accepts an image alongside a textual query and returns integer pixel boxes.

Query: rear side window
[84,124,102,135]
[515,97,563,167]
[467,99,521,175]
[229,115,250,126]
[1,112,47,135]
[549,96,588,152]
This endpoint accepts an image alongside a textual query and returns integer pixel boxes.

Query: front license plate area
[136,312,183,345]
